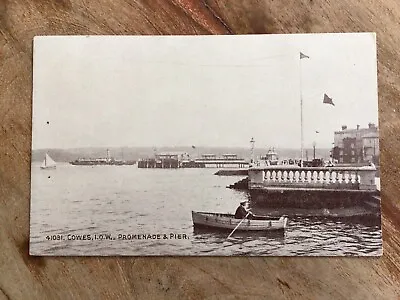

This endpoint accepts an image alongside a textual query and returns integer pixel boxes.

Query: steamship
[70,149,136,166]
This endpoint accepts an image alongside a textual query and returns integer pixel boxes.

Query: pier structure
[247,165,379,211]
[248,165,377,191]
[137,152,188,169]
[188,154,248,168]
[138,152,249,169]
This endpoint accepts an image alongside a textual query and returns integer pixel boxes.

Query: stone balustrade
[248,165,377,191]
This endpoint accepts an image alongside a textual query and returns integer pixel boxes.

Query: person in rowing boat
[235,201,254,219]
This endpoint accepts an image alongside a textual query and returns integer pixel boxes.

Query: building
[332,123,379,164]
[192,153,248,168]
[260,148,279,165]
[155,152,189,161]
[138,152,190,168]
[155,152,189,168]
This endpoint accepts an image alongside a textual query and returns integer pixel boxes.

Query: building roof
[334,127,378,135]
[157,152,188,155]
[362,133,379,139]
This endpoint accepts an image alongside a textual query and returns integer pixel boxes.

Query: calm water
[30,163,382,256]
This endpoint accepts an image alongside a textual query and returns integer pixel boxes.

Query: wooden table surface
[1,1,399,299]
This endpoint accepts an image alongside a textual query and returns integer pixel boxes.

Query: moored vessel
[191,211,288,231]
[70,149,136,166]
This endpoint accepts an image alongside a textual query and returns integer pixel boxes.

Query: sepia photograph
[30,33,381,256]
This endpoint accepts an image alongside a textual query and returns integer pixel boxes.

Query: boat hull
[40,166,56,170]
[192,211,287,231]
[70,161,136,166]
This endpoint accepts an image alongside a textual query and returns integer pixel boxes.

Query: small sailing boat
[40,153,56,169]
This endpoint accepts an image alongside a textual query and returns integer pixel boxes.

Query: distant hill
[32,146,331,162]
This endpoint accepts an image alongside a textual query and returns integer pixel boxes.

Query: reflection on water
[192,217,381,256]
[30,163,382,256]
[192,228,286,256]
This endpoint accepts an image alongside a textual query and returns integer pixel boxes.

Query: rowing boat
[191,211,288,231]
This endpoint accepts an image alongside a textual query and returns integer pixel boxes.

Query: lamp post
[250,137,255,164]
[313,131,319,160]
[313,141,316,160]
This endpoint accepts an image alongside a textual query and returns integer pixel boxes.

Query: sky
[32,33,378,150]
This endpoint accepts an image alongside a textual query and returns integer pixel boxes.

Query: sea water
[30,163,382,256]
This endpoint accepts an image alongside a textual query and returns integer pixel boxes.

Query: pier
[242,165,380,214]
[138,152,249,169]
[248,165,377,192]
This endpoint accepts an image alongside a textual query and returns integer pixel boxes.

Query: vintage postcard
[30,33,381,256]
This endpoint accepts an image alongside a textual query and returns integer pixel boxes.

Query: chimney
[341,125,347,130]
[357,124,360,130]
[368,122,376,129]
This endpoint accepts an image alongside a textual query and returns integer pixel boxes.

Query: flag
[192,145,196,149]
[323,93,335,106]
[300,52,310,59]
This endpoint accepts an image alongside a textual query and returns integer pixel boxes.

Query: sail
[40,159,47,168]
[45,153,56,167]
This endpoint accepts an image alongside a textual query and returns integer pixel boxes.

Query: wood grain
[0,0,399,299]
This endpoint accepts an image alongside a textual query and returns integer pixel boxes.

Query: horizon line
[32,145,332,151]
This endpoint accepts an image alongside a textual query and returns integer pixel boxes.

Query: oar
[227,212,250,239]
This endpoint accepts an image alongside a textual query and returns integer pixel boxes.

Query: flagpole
[299,56,304,167]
